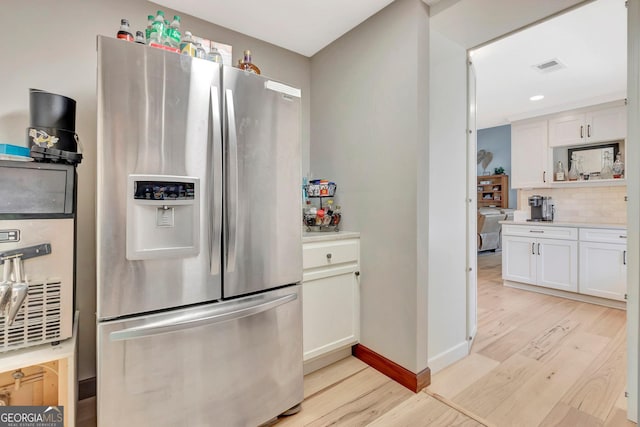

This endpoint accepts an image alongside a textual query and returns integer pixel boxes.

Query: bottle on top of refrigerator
[116,19,133,42]
[149,10,165,45]
[180,31,196,57]
[145,15,154,42]
[239,50,261,74]
[207,46,223,63]
[195,42,206,59]
[135,31,146,44]
[168,16,181,49]
[163,20,171,45]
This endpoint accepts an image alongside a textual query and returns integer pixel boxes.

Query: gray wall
[477,124,516,209]
[310,0,430,373]
[0,0,310,380]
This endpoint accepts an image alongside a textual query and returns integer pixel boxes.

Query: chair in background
[477,208,507,251]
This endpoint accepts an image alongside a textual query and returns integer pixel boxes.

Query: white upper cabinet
[511,120,550,189]
[548,113,584,147]
[587,106,627,142]
[549,105,626,147]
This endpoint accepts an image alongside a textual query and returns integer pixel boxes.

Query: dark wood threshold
[352,344,430,393]
[79,377,96,400]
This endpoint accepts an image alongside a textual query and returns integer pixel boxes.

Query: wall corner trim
[352,344,431,392]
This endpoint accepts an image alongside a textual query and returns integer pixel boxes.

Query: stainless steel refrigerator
[95,36,303,427]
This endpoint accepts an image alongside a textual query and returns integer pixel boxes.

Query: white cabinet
[579,228,627,301]
[502,235,537,284]
[302,236,360,362]
[511,120,550,188]
[549,105,626,147]
[537,238,578,292]
[503,224,628,304]
[502,230,578,293]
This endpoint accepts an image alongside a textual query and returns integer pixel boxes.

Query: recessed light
[530,95,544,101]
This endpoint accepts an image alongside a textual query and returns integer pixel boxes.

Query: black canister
[27,89,81,164]
[29,88,77,131]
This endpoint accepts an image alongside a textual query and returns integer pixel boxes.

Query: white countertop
[302,231,360,243]
[501,220,626,230]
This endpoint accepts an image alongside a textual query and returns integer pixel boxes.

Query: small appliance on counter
[527,195,554,222]
[27,88,83,165]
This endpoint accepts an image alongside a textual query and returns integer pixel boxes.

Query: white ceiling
[152,0,626,130]
[151,0,396,57]
[472,0,627,129]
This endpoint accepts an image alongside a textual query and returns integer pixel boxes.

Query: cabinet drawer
[502,225,577,240]
[303,239,358,270]
[579,228,627,244]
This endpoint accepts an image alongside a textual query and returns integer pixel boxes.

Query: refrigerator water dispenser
[126,175,200,260]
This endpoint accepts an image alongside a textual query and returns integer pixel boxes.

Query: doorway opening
[464,0,632,423]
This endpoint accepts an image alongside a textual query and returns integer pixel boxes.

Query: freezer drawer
[97,286,302,427]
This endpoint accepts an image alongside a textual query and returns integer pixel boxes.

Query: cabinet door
[302,268,359,361]
[537,238,578,292]
[579,242,626,301]
[502,235,536,284]
[548,113,585,147]
[511,120,549,188]
[586,106,626,143]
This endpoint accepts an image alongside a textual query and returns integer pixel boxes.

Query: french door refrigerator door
[96,36,223,319]
[223,67,303,298]
[97,285,302,427]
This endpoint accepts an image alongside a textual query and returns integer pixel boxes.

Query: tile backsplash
[518,186,627,224]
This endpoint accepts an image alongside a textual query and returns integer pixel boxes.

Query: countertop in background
[500,220,627,229]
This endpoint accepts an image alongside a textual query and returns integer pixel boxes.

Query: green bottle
[149,10,165,45]
[145,14,154,42]
[168,16,181,49]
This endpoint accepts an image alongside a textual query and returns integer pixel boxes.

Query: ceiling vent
[532,58,566,73]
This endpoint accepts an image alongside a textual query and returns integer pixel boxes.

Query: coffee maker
[528,195,554,222]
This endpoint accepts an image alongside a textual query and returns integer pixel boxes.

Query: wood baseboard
[352,344,430,393]
[79,377,96,400]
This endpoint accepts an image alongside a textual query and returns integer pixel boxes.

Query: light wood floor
[79,252,635,426]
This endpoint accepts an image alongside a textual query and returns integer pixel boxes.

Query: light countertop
[500,220,626,230]
[302,231,360,243]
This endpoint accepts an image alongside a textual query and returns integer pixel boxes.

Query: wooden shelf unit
[477,174,509,208]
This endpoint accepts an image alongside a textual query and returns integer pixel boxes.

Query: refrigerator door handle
[225,89,239,273]
[210,86,223,276]
[110,292,297,341]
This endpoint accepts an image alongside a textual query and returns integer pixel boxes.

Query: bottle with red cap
[117,19,134,42]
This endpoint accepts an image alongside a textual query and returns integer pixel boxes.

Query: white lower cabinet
[502,234,577,292]
[302,237,360,362]
[579,228,627,301]
[502,224,627,303]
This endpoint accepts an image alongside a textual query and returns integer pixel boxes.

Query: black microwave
[0,160,76,217]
